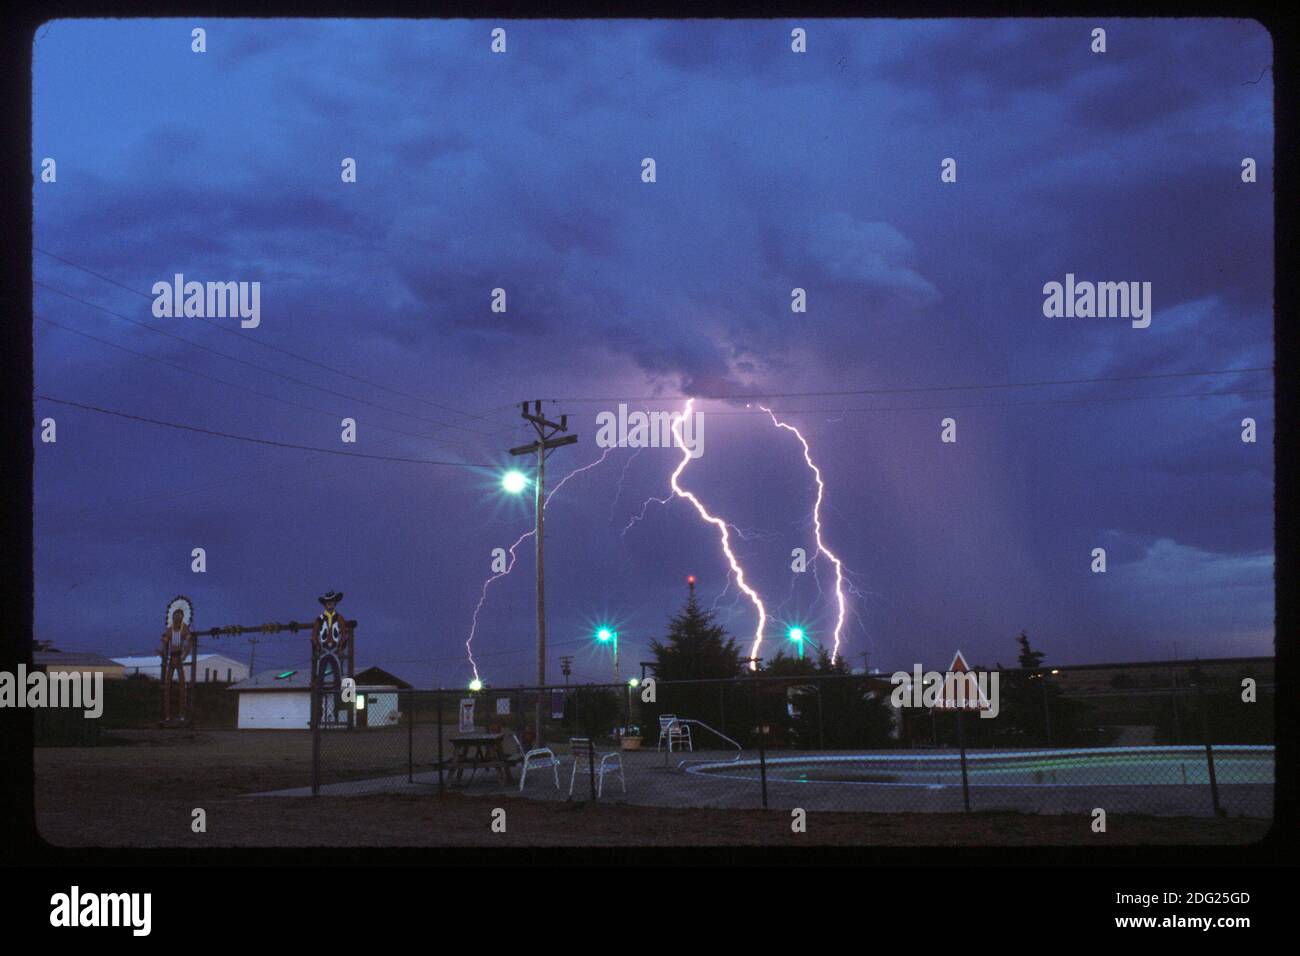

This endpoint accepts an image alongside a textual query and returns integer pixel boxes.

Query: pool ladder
[664,719,744,770]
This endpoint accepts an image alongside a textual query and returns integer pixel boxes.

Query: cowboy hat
[318,590,344,606]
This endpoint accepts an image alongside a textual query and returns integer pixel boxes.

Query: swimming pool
[684,745,1274,788]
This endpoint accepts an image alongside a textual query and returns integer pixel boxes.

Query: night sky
[32,19,1274,687]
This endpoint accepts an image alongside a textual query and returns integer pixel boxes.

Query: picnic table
[446,733,514,786]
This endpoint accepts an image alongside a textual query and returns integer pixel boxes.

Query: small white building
[36,652,125,680]
[228,666,406,730]
[113,653,249,683]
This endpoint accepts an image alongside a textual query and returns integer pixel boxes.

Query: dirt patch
[35,730,1271,847]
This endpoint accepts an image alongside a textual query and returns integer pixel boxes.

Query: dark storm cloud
[876,21,1081,101]
[32,19,1274,681]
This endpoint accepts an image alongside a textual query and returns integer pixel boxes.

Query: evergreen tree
[767,647,896,749]
[649,594,743,680]
[991,631,1100,746]
[766,647,817,678]
[645,595,744,743]
[1016,632,1045,670]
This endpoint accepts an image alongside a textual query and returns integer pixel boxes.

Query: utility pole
[247,635,259,677]
[560,656,573,686]
[598,629,620,683]
[510,400,578,747]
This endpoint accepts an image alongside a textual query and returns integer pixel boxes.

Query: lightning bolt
[710,574,733,611]
[465,447,615,681]
[668,398,769,670]
[620,488,672,540]
[759,405,848,664]
[608,445,643,524]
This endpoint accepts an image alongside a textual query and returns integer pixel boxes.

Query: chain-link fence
[309,660,1274,819]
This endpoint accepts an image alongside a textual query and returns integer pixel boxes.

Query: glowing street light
[595,626,619,683]
[788,626,806,659]
[501,470,528,495]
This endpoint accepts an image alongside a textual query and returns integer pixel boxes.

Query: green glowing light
[501,470,528,494]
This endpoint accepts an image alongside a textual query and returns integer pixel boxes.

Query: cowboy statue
[160,596,194,723]
[311,590,352,724]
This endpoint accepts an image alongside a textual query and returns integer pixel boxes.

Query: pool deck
[251,747,1273,818]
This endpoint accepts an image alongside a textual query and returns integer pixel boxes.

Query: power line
[36,314,475,450]
[36,301,492,518]
[691,387,1275,416]
[35,395,484,467]
[543,366,1274,404]
[35,279,501,437]
[30,251,1268,416]
[37,308,456,520]
[39,427,426,524]
[35,246,505,429]
[352,635,608,669]
[227,635,606,671]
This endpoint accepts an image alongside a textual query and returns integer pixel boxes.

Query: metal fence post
[516,687,525,745]
[1204,740,1222,816]
[957,706,971,812]
[407,691,414,783]
[1042,677,1053,747]
[816,687,825,750]
[1197,680,1223,816]
[310,686,320,797]
[664,712,671,768]
[588,737,597,802]
[1170,665,1184,743]
[436,691,445,796]
[752,678,768,810]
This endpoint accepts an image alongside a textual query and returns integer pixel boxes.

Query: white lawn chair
[568,737,626,798]
[657,715,693,752]
[512,734,561,792]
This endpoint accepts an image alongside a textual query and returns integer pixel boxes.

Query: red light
[687,575,695,584]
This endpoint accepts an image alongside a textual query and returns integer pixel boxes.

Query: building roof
[34,651,121,668]
[228,666,400,693]
[113,654,245,668]
[354,666,412,689]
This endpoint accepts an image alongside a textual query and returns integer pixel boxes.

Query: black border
[3,5,1294,892]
